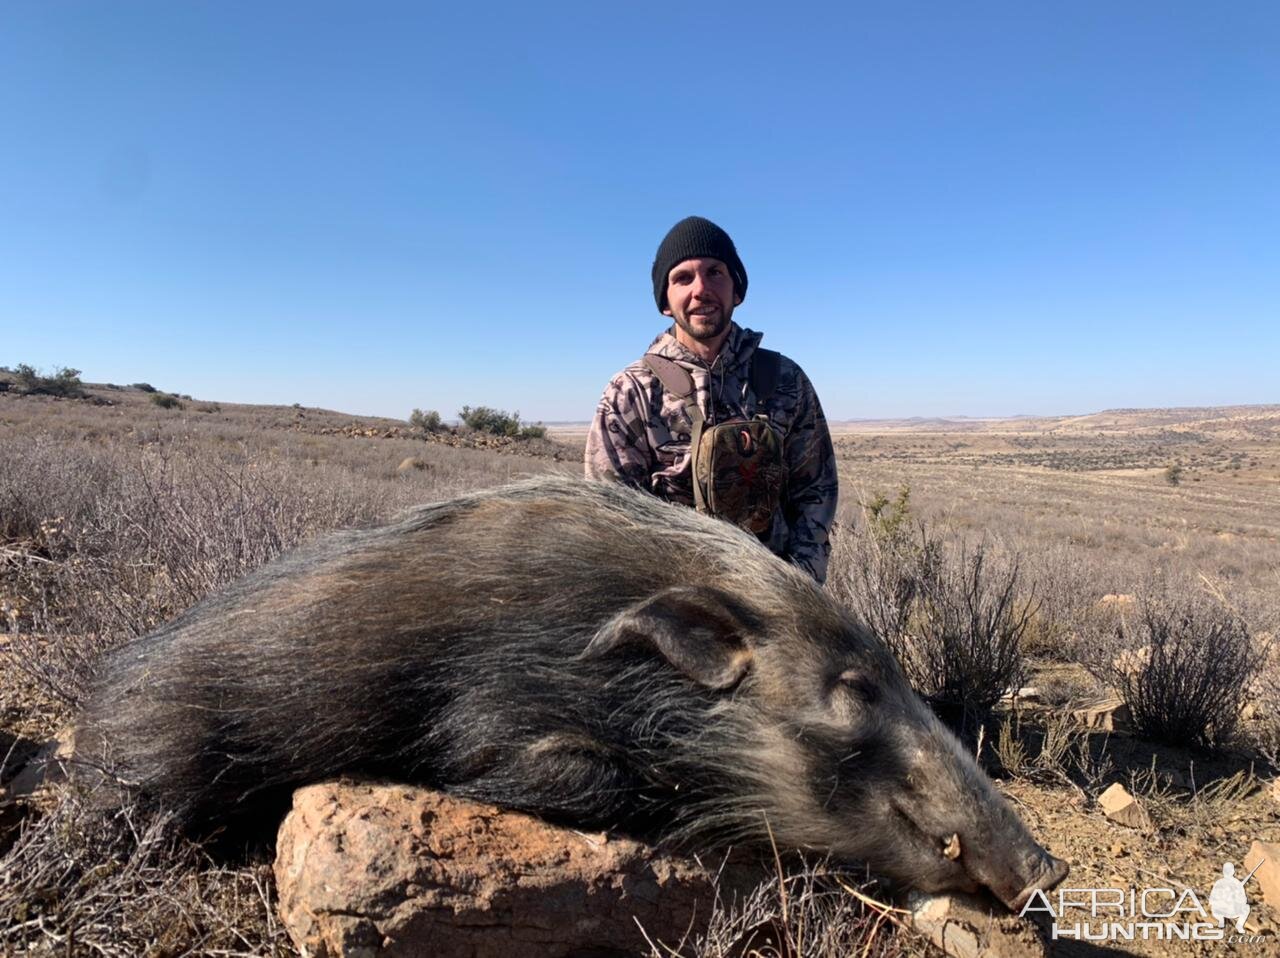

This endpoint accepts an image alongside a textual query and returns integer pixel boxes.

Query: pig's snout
[1003,851,1069,912]
[961,835,1070,912]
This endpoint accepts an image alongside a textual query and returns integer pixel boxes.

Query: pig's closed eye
[837,670,880,705]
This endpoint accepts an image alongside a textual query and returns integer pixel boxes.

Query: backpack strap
[750,348,781,405]
[643,354,710,514]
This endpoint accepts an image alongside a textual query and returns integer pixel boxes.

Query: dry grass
[4,387,1279,956]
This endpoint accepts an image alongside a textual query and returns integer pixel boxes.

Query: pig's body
[77,477,1066,909]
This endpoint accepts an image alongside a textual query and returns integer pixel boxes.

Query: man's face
[662,257,740,344]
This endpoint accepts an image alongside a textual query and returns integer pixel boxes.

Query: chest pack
[643,349,785,534]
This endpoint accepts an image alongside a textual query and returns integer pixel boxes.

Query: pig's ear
[585,585,756,690]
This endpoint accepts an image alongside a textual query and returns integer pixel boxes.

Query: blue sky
[2,1,1277,421]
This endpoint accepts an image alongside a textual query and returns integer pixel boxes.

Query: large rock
[275,781,745,957]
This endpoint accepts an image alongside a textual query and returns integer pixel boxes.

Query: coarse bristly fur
[76,476,1067,909]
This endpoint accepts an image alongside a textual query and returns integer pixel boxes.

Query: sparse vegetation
[829,491,1032,726]
[151,393,184,409]
[458,404,547,439]
[1089,589,1266,747]
[3,397,1278,958]
[1164,463,1183,485]
[10,363,86,398]
[409,407,444,432]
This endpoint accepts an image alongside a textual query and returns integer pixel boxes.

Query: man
[585,215,838,584]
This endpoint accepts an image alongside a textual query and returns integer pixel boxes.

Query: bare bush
[0,781,288,956]
[829,494,1032,725]
[0,437,413,708]
[654,858,903,958]
[826,488,941,665]
[1089,589,1267,747]
[906,543,1033,722]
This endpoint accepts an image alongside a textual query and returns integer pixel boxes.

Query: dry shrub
[829,500,1033,726]
[1247,637,1280,765]
[1089,589,1267,748]
[905,543,1032,722]
[0,439,413,709]
[0,781,289,956]
[651,858,904,958]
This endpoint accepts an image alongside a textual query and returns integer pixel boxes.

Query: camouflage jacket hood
[585,322,838,583]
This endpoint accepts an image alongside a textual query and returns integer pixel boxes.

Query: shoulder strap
[643,354,710,514]
[750,348,781,403]
[642,354,696,400]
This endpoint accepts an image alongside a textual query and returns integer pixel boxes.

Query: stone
[1110,646,1151,678]
[1098,783,1151,831]
[275,781,751,958]
[1244,841,1280,912]
[1072,699,1132,733]
[1097,594,1136,609]
[908,892,1048,958]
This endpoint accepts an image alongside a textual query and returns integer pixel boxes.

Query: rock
[275,781,747,958]
[908,892,1048,958]
[1110,646,1151,678]
[1098,594,1136,609]
[1244,841,1280,911]
[1003,687,1042,705]
[1072,699,1132,733]
[1098,783,1151,830]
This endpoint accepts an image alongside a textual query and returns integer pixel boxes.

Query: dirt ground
[4,388,1278,956]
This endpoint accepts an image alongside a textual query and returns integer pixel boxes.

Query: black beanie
[651,216,748,312]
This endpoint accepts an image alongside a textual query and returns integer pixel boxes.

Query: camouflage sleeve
[584,371,656,489]
[781,369,838,584]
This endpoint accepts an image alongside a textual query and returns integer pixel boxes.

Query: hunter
[585,215,838,584]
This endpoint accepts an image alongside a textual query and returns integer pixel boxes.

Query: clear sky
[2,1,1277,421]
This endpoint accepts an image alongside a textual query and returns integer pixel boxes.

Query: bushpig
[77,476,1067,910]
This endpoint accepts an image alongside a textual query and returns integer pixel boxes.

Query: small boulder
[275,781,747,958]
[1244,841,1280,911]
[1098,783,1151,831]
[908,892,1049,958]
[396,456,428,474]
[1072,699,1132,733]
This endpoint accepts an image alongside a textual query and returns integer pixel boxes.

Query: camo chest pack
[643,350,785,534]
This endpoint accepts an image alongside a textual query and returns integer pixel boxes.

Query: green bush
[456,406,548,440]
[12,364,86,398]
[151,394,183,410]
[409,408,444,433]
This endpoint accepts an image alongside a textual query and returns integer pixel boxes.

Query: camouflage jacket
[585,323,838,583]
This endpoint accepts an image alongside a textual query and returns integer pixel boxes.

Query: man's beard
[674,304,732,342]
